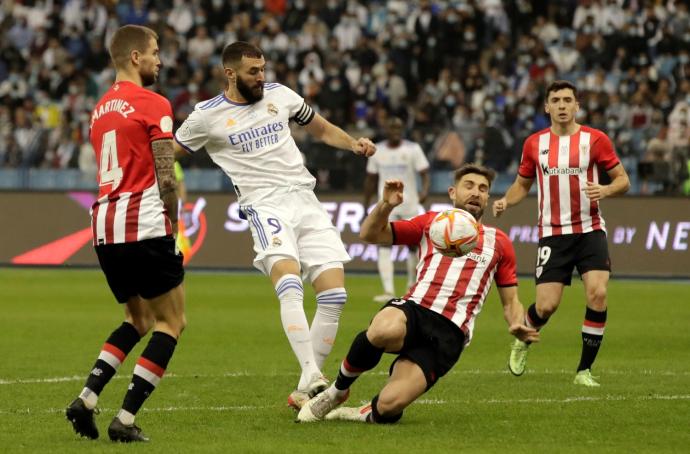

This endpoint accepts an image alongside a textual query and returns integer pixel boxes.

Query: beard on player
[237,75,264,103]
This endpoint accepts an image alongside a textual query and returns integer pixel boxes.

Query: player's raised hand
[584,181,608,202]
[492,197,508,217]
[509,324,540,343]
[352,137,376,157]
[382,179,404,207]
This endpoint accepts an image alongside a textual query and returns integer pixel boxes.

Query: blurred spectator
[187,26,215,67]
[0,0,688,195]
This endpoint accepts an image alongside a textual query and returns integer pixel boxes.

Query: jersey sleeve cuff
[517,170,535,179]
[390,221,397,244]
[496,282,518,288]
[150,132,173,142]
[174,135,197,154]
[605,161,621,171]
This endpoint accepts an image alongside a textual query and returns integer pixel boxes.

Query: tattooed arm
[152,139,179,235]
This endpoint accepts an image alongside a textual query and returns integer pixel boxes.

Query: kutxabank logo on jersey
[228,121,285,152]
[540,163,586,176]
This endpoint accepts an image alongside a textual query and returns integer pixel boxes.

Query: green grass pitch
[1,268,689,453]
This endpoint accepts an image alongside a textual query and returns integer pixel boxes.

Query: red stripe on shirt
[104,196,119,244]
[548,133,561,236]
[441,233,484,319]
[405,234,434,299]
[587,162,601,230]
[569,132,583,233]
[460,260,494,333]
[420,255,453,309]
[91,203,100,244]
[125,192,142,242]
[536,151,544,239]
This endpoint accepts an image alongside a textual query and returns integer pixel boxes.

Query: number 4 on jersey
[99,129,123,190]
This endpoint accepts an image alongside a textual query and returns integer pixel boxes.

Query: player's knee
[367,317,405,350]
[586,286,607,309]
[130,316,154,337]
[537,301,558,318]
[371,394,404,424]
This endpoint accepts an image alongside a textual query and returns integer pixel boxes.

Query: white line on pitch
[3,394,690,415]
[2,368,690,385]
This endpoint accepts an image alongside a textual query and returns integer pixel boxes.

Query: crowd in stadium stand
[1,0,689,194]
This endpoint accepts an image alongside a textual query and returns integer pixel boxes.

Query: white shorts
[241,189,351,279]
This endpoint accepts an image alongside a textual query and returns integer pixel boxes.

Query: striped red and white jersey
[89,81,175,245]
[392,212,518,345]
[518,126,620,239]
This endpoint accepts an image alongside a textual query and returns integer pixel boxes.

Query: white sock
[325,383,348,400]
[377,247,395,295]
[117,409,135,426]
[297,288,347,389]
[275,275,320,384]
[79,388,98,410]
[406,249,418,290]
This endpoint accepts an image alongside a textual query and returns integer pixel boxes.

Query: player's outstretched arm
[152,139,179,235]
[360,179,404,246]
[304,113,376,157]
[493,175,534,218]
[498,285,540,343]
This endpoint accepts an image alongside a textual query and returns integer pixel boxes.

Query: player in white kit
[364,117,429,303]
[173,42,375,409]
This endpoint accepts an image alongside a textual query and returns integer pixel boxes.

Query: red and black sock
[577,307,607,372]
[524,303,549,344]
[334,331,384,391]
[84,322,141,396]
[121,331,177,416]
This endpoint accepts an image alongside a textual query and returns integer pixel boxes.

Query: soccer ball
[428,208,479,257]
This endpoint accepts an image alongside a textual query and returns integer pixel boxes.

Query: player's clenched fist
[382,179,404,207]
[352,137,376,157]
[492,197,508,217]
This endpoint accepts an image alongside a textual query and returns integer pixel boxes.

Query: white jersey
[366,139,429,213]
[174,83,316,204]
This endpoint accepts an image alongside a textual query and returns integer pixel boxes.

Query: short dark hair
[222,41,264,68]
[545,80,578,99]
[454,163,496,187]
[109,25,158,69]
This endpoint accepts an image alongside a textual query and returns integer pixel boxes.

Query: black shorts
[382,299,466,390]
[535,230,611,286]
[95,236,184,303]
